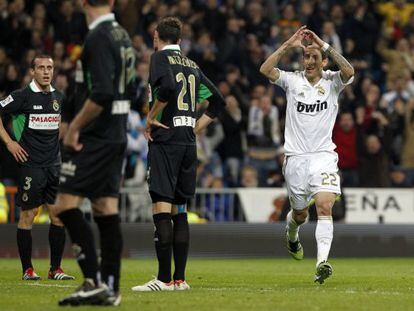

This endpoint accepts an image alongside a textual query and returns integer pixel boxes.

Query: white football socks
[315,216,333,266]
[286,210,308,242]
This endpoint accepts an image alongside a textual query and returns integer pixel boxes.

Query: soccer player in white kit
[260,26,354,284]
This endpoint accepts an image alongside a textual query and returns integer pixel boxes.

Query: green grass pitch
[0,258,413,310]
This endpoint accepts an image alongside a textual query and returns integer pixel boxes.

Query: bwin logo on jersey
[297,100,327,115]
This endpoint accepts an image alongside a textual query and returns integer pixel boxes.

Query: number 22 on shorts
[321,173,338,186]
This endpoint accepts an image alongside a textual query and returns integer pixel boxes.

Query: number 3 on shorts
[321,173,338,186]
[23,176,32,190]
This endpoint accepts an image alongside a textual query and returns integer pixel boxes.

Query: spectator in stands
[333,112,359,186]
[359,134,392,187]
[401,99,414,175]
[51,0,87,45]
[247,95,280,185]
[321,20,342,54]
[218,95,245,187]
[239,165,259,188]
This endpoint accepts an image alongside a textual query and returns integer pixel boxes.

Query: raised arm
[304,29,354,82]
[260,26,307,82]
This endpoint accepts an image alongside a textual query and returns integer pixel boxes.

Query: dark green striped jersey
[67,13,135,143]
[148,45,223,145]
[0,80,63,167]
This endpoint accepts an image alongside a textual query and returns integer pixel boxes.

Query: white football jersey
[272,70,353,156]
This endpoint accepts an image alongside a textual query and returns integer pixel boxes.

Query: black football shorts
[59,142,126,199]
[17,165,60,210]
[147,143,197,204]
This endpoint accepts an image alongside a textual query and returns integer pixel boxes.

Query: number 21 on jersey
[176,73,196,112]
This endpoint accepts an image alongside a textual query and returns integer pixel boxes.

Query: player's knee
[316,200,334,216]
[293,209,308,224]
[18,208,38,228]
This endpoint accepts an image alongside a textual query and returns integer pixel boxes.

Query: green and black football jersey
[0,80,63,167]
[70,13,135,143]
[148,45,224,145]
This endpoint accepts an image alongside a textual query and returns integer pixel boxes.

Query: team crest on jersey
[52,100,59,111]
[316,86,325,96]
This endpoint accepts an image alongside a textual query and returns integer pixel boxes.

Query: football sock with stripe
[172,213,189,281]
[94,215,123,293]
[49,224,66,271]
[17,228,33,272]
[315,216,333,266]
[153,213,173,283]
[58,208,99,285]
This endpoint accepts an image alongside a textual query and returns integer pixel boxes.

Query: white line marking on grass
[21,283,76,288]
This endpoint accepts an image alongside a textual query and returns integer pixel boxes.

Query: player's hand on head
[303,30,324,48]
[7,141,28,163]
[63,126,83,151]
[286,25,307,50]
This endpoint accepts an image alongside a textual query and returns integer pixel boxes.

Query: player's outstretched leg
[132,212,174,292]
[17,208,40,280]
[285,209,306,260]
[172,210,190,290]
[94,214,123,306]
[57,208,110,306]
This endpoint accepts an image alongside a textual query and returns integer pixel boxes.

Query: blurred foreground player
[0,55,74,281]
[131,17,225,292]
[260,26,354,283]
[51,0,135,306]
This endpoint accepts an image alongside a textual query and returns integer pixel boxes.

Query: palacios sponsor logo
[28,114,60,130]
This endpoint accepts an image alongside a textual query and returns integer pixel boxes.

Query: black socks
[49,224,66,271]
[172,213,189,281]
[17,228,32,272]
[58,208,99,285]
[94,215,123,293]
[153,213,173,283]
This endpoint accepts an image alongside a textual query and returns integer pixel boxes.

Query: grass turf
[0,258,413,310]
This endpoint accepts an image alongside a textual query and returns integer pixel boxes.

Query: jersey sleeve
[85,34,115,107]
[0,89,25,114]
[149,52,174,103]
[323,70,354,93]
[198,71,225,119]
[271,69,296,91]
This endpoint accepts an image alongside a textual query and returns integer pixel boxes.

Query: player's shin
[315,216,333,266]
[49,223,66,270]
[172,210,189,281]
[286,210,308,242]
[153,213,173,283]
[17,228,33,272]
[58,208,99,285]
[94,215,123,293]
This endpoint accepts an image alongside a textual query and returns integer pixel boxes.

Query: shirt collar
[162,44,181,51]
[29,80,55,93]
[88,13,115,30]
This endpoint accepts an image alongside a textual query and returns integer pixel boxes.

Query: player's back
[149,47,213,145]
[73,14,135,144]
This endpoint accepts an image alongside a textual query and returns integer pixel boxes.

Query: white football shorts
[283,151,341,210]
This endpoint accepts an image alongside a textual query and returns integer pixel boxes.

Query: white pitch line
[21,283,76,288]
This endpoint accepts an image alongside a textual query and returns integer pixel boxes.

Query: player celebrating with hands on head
[260,26,354,283]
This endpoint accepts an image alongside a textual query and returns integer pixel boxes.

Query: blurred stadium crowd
[1,0,414,191]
